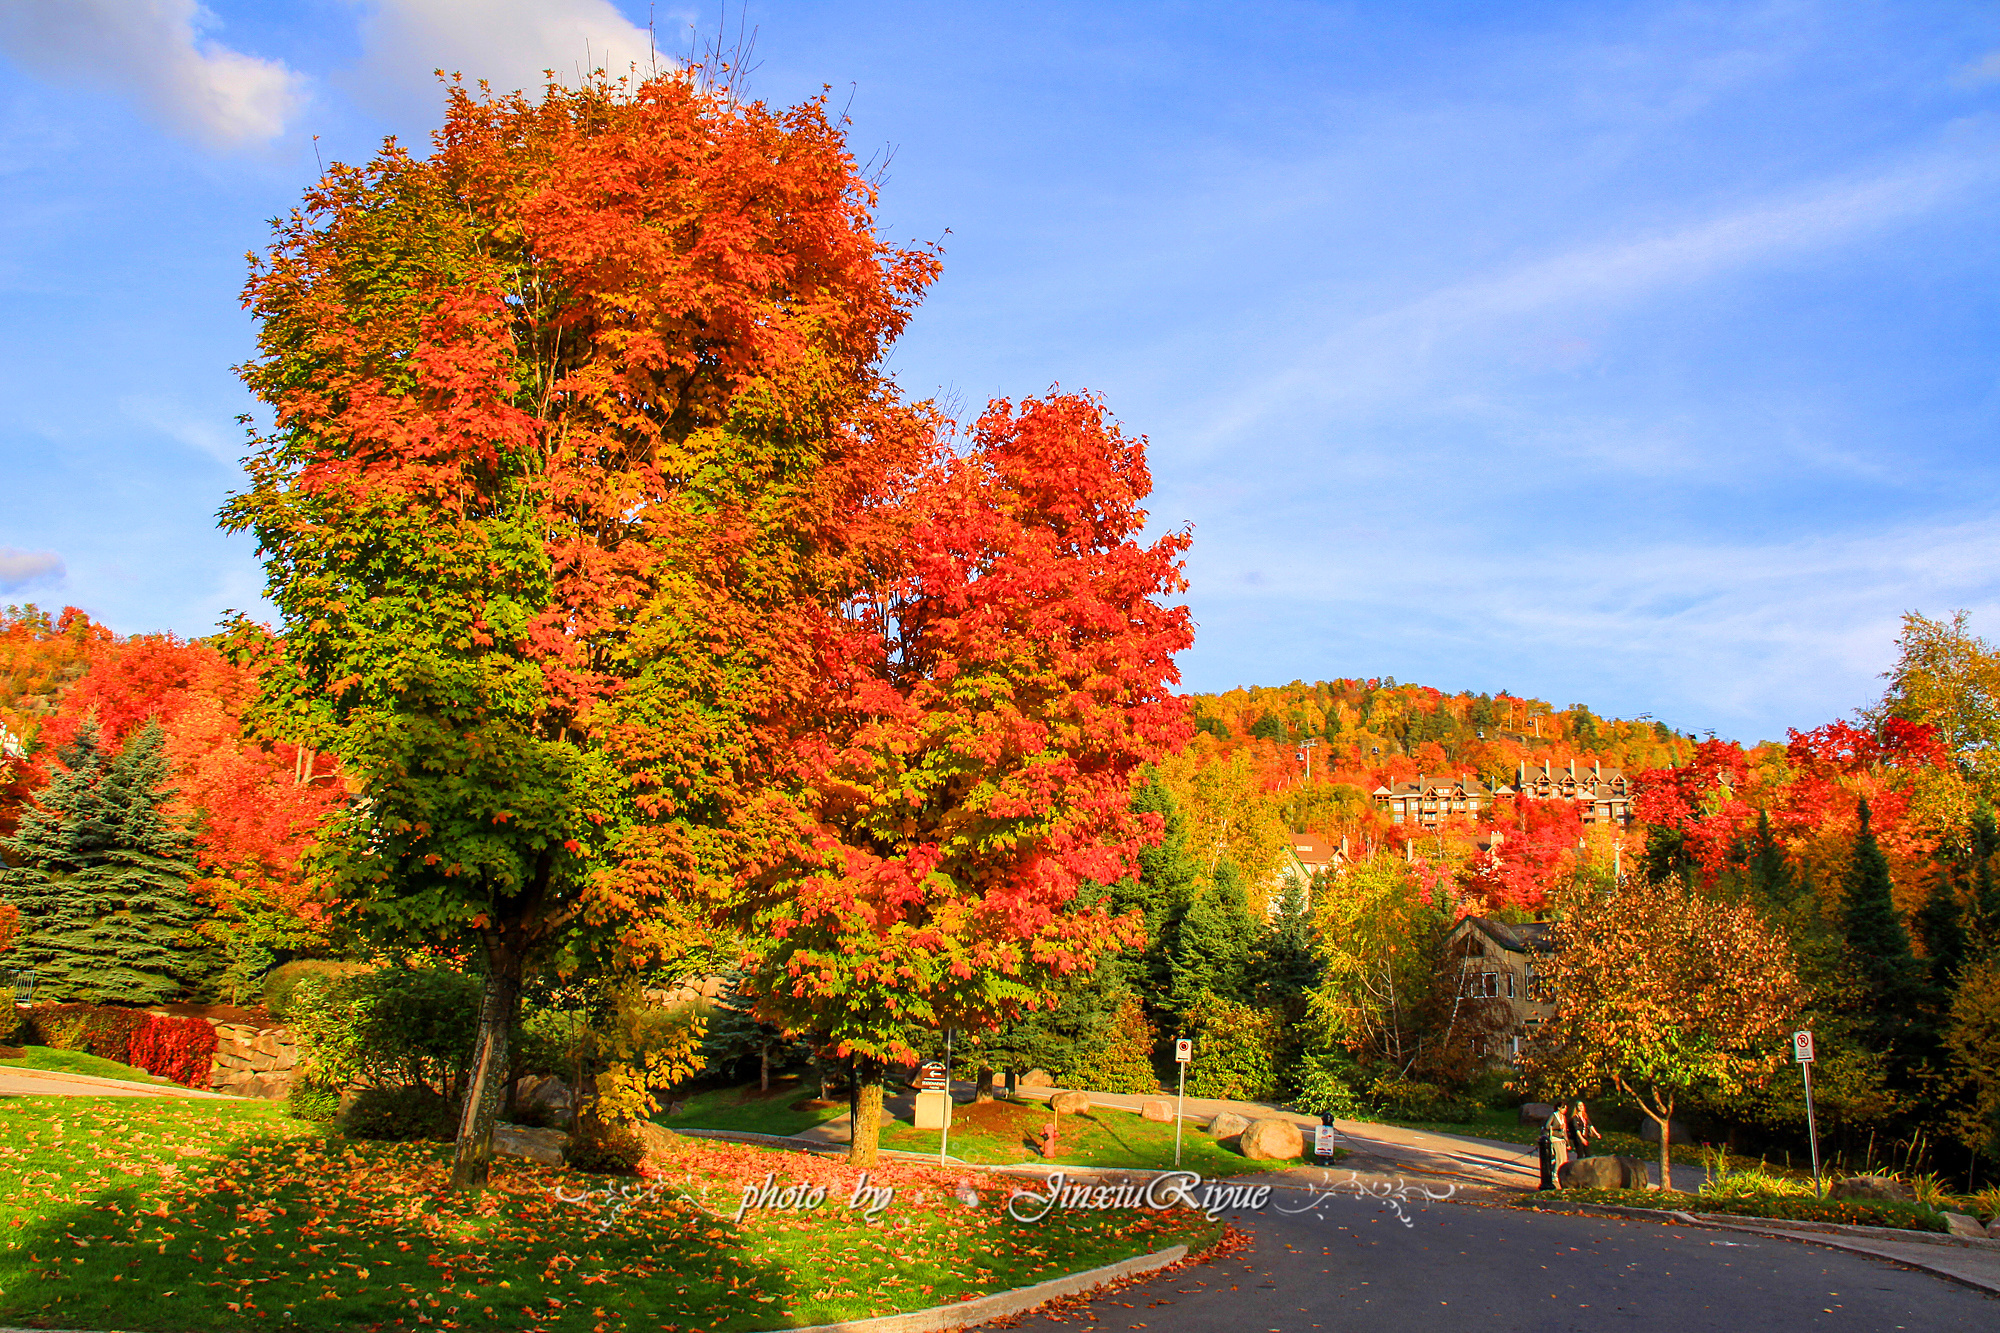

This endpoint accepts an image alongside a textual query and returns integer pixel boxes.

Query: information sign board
[919,1061,947,1090]
[1792,1030,1815,1064]
[1314,1125,1338,1157]
[1174,1039,1193,1064]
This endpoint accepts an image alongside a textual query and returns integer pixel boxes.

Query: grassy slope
[653,1081,849,1138]
[1522,1186,1949,1232]
[0,1045,170,1085]
[1369,1109,1788,1175]
[0,1095,1216,1333]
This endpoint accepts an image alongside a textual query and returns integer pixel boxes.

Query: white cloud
[122,395,242,467]
[0,0,304,148]
[1954,50,2000,87]
[0,549,65,593]
[343,0,662,113]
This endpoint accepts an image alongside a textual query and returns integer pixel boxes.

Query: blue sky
[3,1,1998,743]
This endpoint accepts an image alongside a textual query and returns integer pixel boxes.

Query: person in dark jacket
[1567,1100,1601,1159]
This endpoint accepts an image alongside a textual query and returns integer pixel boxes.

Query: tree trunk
[1645,1101,1674,1192]
[848,1062,884,1167]
[759,1040,771,1093]
[974,1066,995,1102]
[451,932,522,1192]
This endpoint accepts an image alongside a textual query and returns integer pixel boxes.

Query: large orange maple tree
[737,393,1194,1164]
[227,68,937,1186]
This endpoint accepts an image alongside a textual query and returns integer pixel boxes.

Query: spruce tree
[1746,809,1798,910]
[1970,805,2000,955]
[1840,798,1930,1084]
[1913,866,1968,987]
[1107,776,1200,1006]
[1166,859,1258,1014]
[1251,874,1320,1005]
[1,719,218,1003]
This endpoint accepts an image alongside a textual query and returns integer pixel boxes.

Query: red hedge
[31,1004,218,1088]
[127,1015,218,1088]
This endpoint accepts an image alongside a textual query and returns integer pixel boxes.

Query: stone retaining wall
[204,1018,298,1099]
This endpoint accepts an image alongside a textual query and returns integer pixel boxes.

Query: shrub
[1184,994,1281,1102]
[339,1085,457,1142]
[1288,1052,1363,1121]
[564,1115,645,1174]
[286,1076,342,1123]
[126,1015,218,1087]
[289,966,481,1100]
[1094,997,1161,1095]
[31,1003,148,1062]
[1367,1074,1484,1123]
[263,960,368,1020]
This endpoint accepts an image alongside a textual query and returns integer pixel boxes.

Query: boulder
[1829,1174,1915,1204]
[1020,1069,1056,1090]
[1208,1110,1250,1140]
[1638,1118,1695,1145]
[1518,1103,1555,1125]
[1239,1117,1304,1161]
[1050,1090,1091,1115]
[493,1123,568,1167]
[1943,1212,1989,1239]
[1140,1098,1175,1123]
[517,1075,575,1125]
[1558,1155,1648,1190]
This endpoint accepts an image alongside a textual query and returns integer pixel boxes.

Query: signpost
[934,1035,954,1166]
[1173,1038,1192,1167]
[1794,1029,1821,1194]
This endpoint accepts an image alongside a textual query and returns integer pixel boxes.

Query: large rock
[1637,1118,1694,1145]
[1239,1117,1304,1161]
[1558,1155,1648,1190]
[494,1123,568,1166]
[1830,1174,1915,1203]
[516,1075,575,1126]
[1050,1090,1091,1115]
[1140,1098,1175,1123]
[1943,1212,1990,1239]
[1208,1110,1250,1140]
[1019,1068,1056,1090]
[1518,1103,1555,1125]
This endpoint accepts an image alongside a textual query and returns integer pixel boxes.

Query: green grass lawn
[652,1079,849,1138]
[0,1045,171,1085]
[0,1094,1217,1332]
[880,1097,1341,1176]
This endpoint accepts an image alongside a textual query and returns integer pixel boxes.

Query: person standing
[1567,1100,1600,1160]
[1541,1103,1571,1189]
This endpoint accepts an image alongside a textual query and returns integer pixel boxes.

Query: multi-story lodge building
[1514,758,1633,826]
[1445,915,1555,1061]
[1372,758,1634,828]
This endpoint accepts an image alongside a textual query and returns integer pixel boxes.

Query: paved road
[1004,1188,1997,1332]
[0,1066,233,1098]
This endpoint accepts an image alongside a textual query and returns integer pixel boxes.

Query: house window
[1507,971,1516,998]
[1510,1035,1522,1058]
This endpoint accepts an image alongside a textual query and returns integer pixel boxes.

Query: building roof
[1454,916,1555,955]
[1371,772,1509,799]
[1288,834,1335,866]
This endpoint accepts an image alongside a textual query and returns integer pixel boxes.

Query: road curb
[1517,1199,2000,1295]
[754,1243,1190,1333]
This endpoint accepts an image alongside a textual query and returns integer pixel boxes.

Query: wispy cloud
[1225,141,2000,438]
[339,0,662,115]
[1194,512,2000,731]
[0,0,304,148]
[0,549,65,594]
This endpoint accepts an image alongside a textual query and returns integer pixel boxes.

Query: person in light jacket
[1540,1103,1570,1189]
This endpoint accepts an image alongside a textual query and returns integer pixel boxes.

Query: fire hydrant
[1040,1120,1059,1158]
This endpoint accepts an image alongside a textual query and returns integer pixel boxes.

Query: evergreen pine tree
[1251,874,1319,1005]
[1746,809,1798,910]
[1840,798,1931,1085]
[1165,859,1258,1014]
[1914,866,1968,987]
[1,719,219,1003]
[1108,776,1200,1007]
[1970,805,2000,955]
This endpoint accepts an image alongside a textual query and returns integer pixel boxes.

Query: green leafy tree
[2,720,219,1003]
[1914,867,1968,987]
[1106,776,1201,1005]
[1522,874,1804,1191]
[1183,993,1281,1102]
